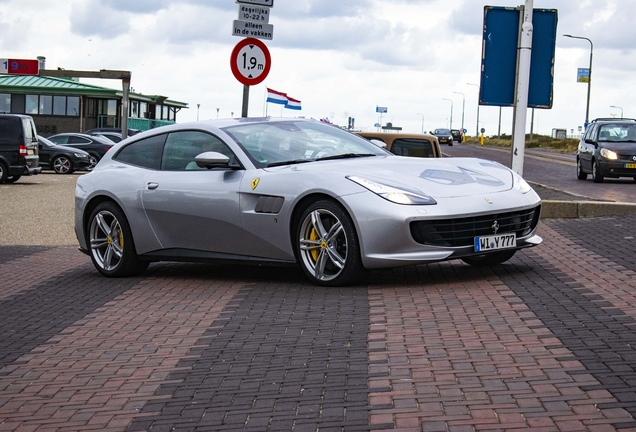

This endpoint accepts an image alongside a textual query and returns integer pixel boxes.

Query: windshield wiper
[266,159,313,167]
[316,153,376,161]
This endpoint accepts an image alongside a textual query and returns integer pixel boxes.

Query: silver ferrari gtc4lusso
[75,118,542,286]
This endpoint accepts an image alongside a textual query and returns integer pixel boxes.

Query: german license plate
[474,233,516,252]
[27,149,34,155]
[625,163,636,168]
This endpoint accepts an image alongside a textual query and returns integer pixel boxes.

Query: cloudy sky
[3,0,635,136]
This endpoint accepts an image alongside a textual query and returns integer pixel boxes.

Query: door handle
[147,182,159,190]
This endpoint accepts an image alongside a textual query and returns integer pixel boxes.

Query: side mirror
[369,139,387,149]
[195,151,231,169]
[584,138,597,145]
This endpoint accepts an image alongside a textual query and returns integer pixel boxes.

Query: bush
[463,134,578,154]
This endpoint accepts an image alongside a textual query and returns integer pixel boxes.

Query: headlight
[600,148,618,160]
[347,175,436,205]
[512,172,532,194]
[74,153,87,158]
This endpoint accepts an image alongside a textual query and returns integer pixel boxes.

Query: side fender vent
[255,196,285,214]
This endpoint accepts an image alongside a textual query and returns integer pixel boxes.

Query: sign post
[230,37,271,117]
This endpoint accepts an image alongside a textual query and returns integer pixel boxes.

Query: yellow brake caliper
[310,228,320,262]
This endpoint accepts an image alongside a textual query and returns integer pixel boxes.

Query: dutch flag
[285,96,302,111]
[266,88,288,105]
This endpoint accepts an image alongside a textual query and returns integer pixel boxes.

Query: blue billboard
[480,6,558,109]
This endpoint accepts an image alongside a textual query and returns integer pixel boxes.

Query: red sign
[1,59,40,75]
[230,38,271,86]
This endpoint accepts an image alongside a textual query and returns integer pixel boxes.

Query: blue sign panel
[480,6,558,109]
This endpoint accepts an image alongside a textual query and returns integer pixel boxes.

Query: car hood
[267,156,515,199]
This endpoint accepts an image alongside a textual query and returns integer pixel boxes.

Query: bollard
[480,134,485,146]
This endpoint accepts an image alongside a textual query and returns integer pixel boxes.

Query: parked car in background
[355,131,441,158]
[37,135,91,174]
[85,127,141,137]
[577,118,636,183]
[451,129,463,143]
[0,114,41,183]
[75,118,542,287]
[89,131,123,143]
[431,128,454,146]
[47,133,114,170]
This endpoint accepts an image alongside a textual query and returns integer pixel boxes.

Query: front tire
[592,159,604,183]
[5,175,21,183]
[87,201,149,277]
[577,158,587,180]
[461,250,516,267]
[296,200,362,286]
[53,156,74,174]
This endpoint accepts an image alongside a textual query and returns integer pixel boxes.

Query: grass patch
[464,134,578,154]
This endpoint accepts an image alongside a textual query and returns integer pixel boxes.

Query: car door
[141,130,247,255]
[579,124,596,171]
[37,139,51,167]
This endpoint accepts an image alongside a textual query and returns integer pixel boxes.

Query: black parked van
[0,114,41,183]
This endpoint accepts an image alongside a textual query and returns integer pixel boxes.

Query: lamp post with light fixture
[453,91,465,136]
[610,105,623,119]
[564,34,593,127]
[442,98,453,129]
[467,83,480,137]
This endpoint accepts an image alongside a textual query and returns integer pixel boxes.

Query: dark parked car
[0,114,41,183]
[89,131,123,143]
[431,128,454,146]
[85,127,141,137]
[451,129,463,143]
[46,133,114,170]
[577,118,636,183]
[37,135,91,174]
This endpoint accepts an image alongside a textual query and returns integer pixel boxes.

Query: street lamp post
[442,98,453,129]
[453,91,465,136]
[467,83,480,137]
[610,105,623,119]
[416,113,425,134]
[197,103,200,121]
[564,34,593,127]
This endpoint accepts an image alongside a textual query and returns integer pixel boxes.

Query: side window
[391,138,434,158]
[68,136,91,144]
[114,134,166,170]
[584,124,596,141]
[48,135,68,144]
[161,131,235,171]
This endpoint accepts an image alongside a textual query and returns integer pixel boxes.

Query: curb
[541,200,636,219]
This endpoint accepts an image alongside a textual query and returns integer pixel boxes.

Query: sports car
[74,118,542,286]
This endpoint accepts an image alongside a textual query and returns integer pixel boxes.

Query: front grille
[410,204,541,247]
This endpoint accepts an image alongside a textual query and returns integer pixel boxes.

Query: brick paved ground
[2,217,636,431]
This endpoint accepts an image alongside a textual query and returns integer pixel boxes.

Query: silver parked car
[75,118,542,286]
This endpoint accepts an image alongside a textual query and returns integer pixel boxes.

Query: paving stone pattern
[1,217,636,430]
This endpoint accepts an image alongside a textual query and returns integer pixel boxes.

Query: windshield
[223,120,387,168]
[598,124,636,142]
[435,129,451,135]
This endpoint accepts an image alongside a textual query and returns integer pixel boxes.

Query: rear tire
[87,154,99,170]
[0,162,7,183]
[5,175,21,183]
[87,201,149,277]
[461,250,516,267]
[53,156,74,174]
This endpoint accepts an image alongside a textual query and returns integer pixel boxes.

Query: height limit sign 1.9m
[230,37,271,86]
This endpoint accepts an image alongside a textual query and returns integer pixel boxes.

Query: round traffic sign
[230,38,271,86]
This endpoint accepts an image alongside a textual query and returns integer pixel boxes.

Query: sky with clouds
[2,0,635,136]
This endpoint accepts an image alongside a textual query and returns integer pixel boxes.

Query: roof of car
[591,118,636,123]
